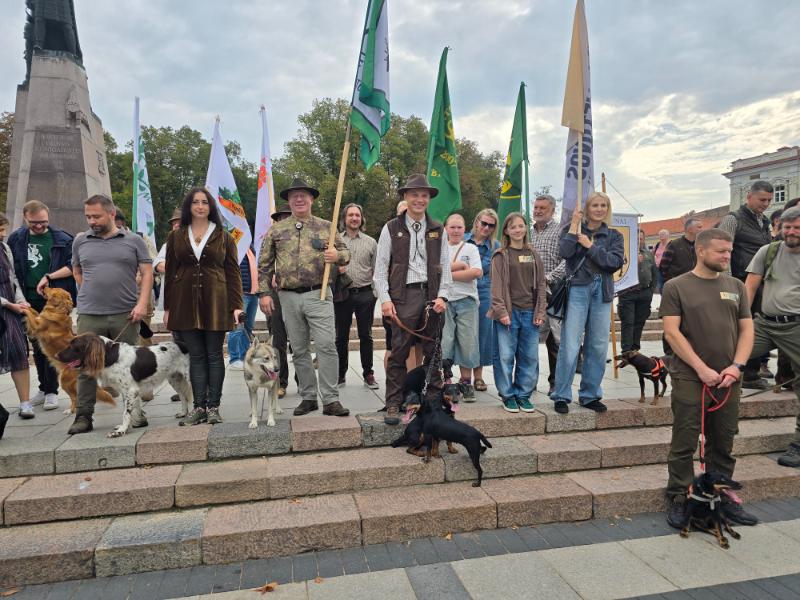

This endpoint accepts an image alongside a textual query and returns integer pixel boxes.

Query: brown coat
[164,226,243,332]
[487,244,547,324]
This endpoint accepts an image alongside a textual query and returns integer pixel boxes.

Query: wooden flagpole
[320,123,352,299]
[602,172,620,378]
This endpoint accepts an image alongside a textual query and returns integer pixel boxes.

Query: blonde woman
[550,192,624,414]
[464,208,500,392]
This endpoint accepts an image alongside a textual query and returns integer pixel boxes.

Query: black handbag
[546,254,587,321]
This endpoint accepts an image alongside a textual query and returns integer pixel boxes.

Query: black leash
[740,373,800,398]
[421,306,444,399]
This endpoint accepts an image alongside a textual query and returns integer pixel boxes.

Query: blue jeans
[550,276,611,405]
[492,308,540,402]
[227,293,258,362]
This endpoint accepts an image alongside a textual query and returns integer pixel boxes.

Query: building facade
[723,146,800,213]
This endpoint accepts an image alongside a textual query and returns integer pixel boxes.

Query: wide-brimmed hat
[271,203,292,220]
[168,207,181,222]
[280,178,319,200]
[398,173,438,198]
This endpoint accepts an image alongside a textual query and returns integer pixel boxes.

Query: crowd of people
[1,177,799,530]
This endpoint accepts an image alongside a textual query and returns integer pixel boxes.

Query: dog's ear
[81,334,106,378]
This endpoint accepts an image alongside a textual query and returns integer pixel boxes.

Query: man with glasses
[7,200,75,414]
[374,174,452,425]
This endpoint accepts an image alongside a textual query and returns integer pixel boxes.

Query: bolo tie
[411,221,424,262]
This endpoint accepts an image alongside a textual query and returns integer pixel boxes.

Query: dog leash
[739,373,800,399]
[392,302,435,342]
[112,319,135,343]
[421,312,445,399]
[698,375,736,473]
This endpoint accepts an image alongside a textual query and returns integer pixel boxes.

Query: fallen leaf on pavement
[314,577,324,583]
[84,476,92,481]
[290,498,302,504]
[254,581,278,594]
[444,533,452,540]
[0,589,20,597]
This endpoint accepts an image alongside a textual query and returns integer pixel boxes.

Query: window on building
[774,184,786,204]
[749,174,762,180]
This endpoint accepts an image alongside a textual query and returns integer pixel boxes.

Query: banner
[132,97,156,248]
[497,83,529,228]
[611,213,639,294]
[206,117,252,263]
[254,107,276,261]
[559,0,594,227]
[350,0,390,170]
[427,47,461,223]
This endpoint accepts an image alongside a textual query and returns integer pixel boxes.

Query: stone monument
[6,0,112,235]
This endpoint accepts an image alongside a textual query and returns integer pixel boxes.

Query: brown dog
[23,287,116,414]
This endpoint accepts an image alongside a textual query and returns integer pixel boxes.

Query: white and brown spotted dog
[243,331,282,427]
[57,333,193,437]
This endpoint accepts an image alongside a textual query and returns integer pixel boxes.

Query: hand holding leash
[717,369,739,389]
[432,297,447,314]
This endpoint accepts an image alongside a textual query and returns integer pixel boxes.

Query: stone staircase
[0,388,797,588]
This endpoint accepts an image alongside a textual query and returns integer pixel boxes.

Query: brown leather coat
[164,227,243,332]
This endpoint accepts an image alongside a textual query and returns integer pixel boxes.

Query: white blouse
[189,222,216,261]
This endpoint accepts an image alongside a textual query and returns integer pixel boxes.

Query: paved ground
[6,496,800,599]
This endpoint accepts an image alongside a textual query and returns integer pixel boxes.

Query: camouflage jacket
[258,215,349,294]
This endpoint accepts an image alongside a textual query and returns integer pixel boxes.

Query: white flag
[254,107,276,262]
[560,0,594,227]
[133,97,156,248]
[206,117,252,263]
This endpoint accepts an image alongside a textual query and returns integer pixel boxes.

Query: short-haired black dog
[615,350,668,405]
[0,402,9,440]
[418,392,492,486]
[680,472,743,549]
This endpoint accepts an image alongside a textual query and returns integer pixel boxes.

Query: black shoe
[666,497,687,529]
[554,400,569,414]
[170,393,180,402]
[721,497,759,526]
[583,400,608,413]
[293,400,319,416]
[742,377,770,390]
[68,415,93,435]
[778,443,800,468]
[758,364,774,379]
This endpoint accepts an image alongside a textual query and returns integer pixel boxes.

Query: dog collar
[688,492,719,510]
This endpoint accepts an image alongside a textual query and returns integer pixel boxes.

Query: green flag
[350,0,390,170]
[497,83,529,228]
[427,47,461,223]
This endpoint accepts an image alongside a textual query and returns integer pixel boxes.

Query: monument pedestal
[6,51,111,235]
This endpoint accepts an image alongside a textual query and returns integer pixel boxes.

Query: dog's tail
[479,433,492,452]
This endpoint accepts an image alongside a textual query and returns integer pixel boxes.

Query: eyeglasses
[478,220,496,229]
[27,220,49,226]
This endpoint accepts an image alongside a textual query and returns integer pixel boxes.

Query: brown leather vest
[386,213,443,303]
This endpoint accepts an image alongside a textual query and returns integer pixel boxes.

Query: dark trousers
[545,329,559,387]
[334,287,376,379]
[268,293,289,388]
[618,288,653,352]
[667,378,740,498]
[27,296,59,394]
[385,287,444,409]
[175,330,226,409]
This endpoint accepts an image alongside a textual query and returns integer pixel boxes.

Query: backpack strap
[764,241,782,280]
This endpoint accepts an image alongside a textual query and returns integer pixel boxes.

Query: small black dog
[418,392,492,486]
[680,472,743,549]
[0,402,9,440]
[615,350,668,404]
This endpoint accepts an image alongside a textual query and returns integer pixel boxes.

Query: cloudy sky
[2,0,799,220]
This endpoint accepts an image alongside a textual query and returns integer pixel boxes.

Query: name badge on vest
[427,231,439,240]
[720,292,739,302]
[518,255,533,263]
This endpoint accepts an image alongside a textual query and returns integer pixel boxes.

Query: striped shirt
[531,219,566,283]
[341,230,378,290]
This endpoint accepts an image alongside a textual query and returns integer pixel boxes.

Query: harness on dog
[650,357,666,378]
[688,488,720,510]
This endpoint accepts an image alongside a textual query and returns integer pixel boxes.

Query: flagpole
[602,172,620,379]
[320,122,352,299]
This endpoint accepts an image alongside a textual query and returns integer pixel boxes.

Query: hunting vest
[386,213,443,303]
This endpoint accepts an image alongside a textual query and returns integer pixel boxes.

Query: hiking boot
[18,402,35,419]
[517,397,535,412]
[501,397,519,413]
[460,381,476,402]
[364,373,379,390]
[758,364,774,379]
[721,497,759,526]
[583,400,608,413]
[554,400,569,414]
[666,496,687,529]
[206,407,223,424]
[68,415,93,434]
[323,401,350,417]
[293,399,319,416]
[277,387,286,399]
[180,407,207,426]
[778,443,800,468]
[384,406,400,425]
[43,394,59,411]
[742,377,770,390]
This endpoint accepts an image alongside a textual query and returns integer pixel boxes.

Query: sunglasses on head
[479,220,496,229]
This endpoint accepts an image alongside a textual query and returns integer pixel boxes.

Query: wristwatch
[733,362,746,372]
[45,274,52,283]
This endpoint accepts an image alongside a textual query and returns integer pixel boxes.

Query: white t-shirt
[447,241,481,301]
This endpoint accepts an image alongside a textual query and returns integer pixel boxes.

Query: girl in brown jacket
[164,188,243,425]
[487,213,546,413]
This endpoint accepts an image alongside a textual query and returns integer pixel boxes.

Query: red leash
[698,374,737,473]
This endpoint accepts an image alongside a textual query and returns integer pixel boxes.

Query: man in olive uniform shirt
[258,179,350,416]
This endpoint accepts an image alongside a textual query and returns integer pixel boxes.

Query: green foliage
[0,112,14,213]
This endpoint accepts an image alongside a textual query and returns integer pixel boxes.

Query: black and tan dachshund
[680,472,743,549]
[615,350,669,404]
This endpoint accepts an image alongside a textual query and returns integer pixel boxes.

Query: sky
[2,0,799,220]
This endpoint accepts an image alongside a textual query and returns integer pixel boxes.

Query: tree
[0,112,14,213]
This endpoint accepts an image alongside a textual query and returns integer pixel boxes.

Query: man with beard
[68,195,153,434]
[660,228,758,528]
[744,207,800,468]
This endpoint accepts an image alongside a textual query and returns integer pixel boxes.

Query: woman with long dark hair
[164,187,243,425]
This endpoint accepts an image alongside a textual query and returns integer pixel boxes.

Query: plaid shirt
[531,219,566,284]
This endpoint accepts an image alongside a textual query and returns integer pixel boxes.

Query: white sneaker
[43,394,59,411]
[228,360,244,370]
[29,391,46,406]
[19,402,35,419]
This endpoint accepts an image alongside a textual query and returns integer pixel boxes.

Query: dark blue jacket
[7,225,76,302]
[559,222,624,302]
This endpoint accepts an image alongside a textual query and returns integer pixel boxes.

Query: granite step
[1,454,798,587]
[0,416,793,526]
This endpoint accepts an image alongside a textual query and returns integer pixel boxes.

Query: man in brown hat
[257,179,351,416]
[373,174,452,424]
